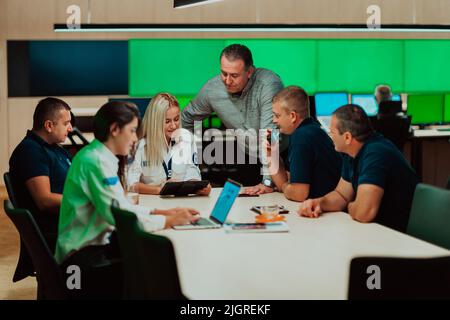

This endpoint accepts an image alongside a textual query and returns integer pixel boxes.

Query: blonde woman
[127,93,211,195]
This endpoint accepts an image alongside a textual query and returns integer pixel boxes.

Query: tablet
[159,180,210,197]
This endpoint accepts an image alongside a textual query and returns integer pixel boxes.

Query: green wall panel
[129,39,450,97]
[404,40,450,93]
[317,40,404,93]
[129,39,225,96]
[226,39,317,93]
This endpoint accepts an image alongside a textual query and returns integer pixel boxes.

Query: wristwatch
[263,176,275,189]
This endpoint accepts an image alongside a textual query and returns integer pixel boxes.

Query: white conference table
[139,188,449,300]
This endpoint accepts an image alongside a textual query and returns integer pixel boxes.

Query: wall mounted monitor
[407,94,444,125]
[351,94,378,116]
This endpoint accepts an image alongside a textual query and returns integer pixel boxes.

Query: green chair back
[407,183,450,250]
[111,200,185,299]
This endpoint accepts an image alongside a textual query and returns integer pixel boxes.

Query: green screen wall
[405,40,450,92]
[317,40,404,93]
[129,39,450,97]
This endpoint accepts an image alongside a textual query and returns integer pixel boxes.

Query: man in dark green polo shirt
[9,97,73,246]
[246,86,342,201]
[299,104,419,232]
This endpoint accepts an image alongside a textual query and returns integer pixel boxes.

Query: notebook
[223,222,289,233]
[172,179,242,230]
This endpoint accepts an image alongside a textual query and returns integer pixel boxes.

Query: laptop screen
[210,180,241,224]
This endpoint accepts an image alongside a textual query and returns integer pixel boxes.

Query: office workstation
[1,0,450,304]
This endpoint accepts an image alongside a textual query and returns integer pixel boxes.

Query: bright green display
[129,39,224,96]
[407,94,444,125]
[317,40,403,92]
[405,41,450,93]
[129,39,450,97]
[444,95,450,123]
[226,39,317,93]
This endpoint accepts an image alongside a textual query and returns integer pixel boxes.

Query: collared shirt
[127,129,201,186]
[181,68,287,177]
[341,133,419,232]
[181,68,283,133]
[55,139,165,264]
[285,118,342,198]
[9,130,72,235]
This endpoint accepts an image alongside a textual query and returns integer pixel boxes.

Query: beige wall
[1,0,450,182]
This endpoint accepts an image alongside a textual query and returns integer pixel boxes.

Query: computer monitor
[407,94,444,125]
[392,94,401,102]
[314,93,348,116]
[308,95,317,120]
[351,94,378,116]
[444,94,450,124]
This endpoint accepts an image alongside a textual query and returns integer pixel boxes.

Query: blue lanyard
[162,157,173,179]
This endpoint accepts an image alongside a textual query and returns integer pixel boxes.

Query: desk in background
[140,189,449,300]
[406,128,450,188]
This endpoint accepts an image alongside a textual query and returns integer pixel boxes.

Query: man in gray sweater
[182,44,285,186]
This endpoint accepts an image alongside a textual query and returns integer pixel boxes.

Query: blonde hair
[142,93,180,167]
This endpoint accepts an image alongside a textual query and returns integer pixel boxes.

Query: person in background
[374,84,392,105]
[9,97,73,251]
[245,86,342,201]
[127,93,211,195]
[299,104,419,232]
[55,101,199,298]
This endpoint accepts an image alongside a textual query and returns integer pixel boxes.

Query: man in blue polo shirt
[299,104,419,232]
[245,86,342,201]
[9,97,73,249]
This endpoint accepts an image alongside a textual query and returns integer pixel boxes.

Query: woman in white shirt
[56,101,199,299]
[127,93,211,195]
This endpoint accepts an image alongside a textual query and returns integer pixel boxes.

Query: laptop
[172,179,242,230]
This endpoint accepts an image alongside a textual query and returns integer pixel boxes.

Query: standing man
[181,44,285,186]
[299,104,419,232]
[245,86,342,201]
[9,97,73,249]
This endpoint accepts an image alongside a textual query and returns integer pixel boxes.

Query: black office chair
[3,172,18,207]
[3,172,35,282]
[3,200,68,300]
[446,176,450,190]
[348,256,450,300]
[371,114,412,151]
[111,201,186,299]
[378,100,402,117]
[65,111,90,157]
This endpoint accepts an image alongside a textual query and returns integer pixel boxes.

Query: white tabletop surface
[139,188,449,300]
[413,129,450,137]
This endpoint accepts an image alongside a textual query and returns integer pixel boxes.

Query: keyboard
[192,218,216,226]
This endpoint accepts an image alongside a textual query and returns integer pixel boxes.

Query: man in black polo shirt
[299,104,419,232]
[245,86,342,201]
[9,97,73,249]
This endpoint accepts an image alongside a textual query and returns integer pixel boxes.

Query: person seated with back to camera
[127,93,211,195]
